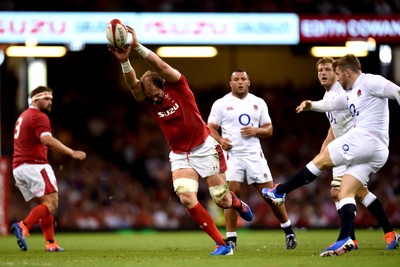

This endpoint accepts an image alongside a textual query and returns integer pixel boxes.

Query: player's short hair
[233,67,246,73]
[141,71,165,90]
[315,57,334,70]
[336,54,362,73]
[30,86,53,98]
[231,68,249,79]
[332,59,339,72]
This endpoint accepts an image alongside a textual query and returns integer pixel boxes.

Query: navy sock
[277,166,317,195]
[367,199,393,234]
[283,225,295,236]
[338,203,356,240]
[350,219,356,241]
[338,208,356,240]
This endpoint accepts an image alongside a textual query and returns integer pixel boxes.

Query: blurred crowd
[1,0,400,14]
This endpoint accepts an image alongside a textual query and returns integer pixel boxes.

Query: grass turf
[0,229,399,267]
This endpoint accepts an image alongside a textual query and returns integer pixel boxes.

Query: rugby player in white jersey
[263,54,400,256]
[208,68,297,250]
[314,57,399,251]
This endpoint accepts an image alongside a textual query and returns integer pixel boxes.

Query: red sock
[187,202,226,245]
[23,204,50,229]
[40,214,55,242]
[230,191,242,210]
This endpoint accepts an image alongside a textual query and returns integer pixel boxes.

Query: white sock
[226,232,237,238]
[362,192,377,207]
[280,220,291,228]
[306,161,322,176]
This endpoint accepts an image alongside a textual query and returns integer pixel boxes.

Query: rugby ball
[106,19,128,48]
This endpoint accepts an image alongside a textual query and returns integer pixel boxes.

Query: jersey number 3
[14,117,23,139]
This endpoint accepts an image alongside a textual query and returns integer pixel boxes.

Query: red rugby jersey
[13,106,51,168]
[144,75,210,153]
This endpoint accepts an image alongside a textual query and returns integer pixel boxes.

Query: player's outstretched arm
[108,34,145,102]
[295,100,312,113]
[297,90,349,114]
[381,81,400,105]
[126,26,181,83]
[41,135,86,160]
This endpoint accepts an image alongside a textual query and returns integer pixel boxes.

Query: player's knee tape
[173,178,199,194]
[331,177,342,189]
[208,183,228,203]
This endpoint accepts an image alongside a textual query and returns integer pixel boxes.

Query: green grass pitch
[0,229,399,267]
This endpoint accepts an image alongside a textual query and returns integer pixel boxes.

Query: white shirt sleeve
[259,99,272,126]
[381,81,400,105]
[207,99,223,125]
[310,94,348,112]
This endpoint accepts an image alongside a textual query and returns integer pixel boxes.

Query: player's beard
[40,105,52,114]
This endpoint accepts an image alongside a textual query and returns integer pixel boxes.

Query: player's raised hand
[108,45,130,60]
[126,26,140,48]
[108,43,132,62]
[296,100,312,113]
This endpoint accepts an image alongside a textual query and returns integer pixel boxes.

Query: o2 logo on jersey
[327,111,337,124]
[342,144,350,153]
[349,104,359,118]
[238,114,252,126]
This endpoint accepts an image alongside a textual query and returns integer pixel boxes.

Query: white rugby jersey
[208,92,271,155]
[324,81,353,138]
[348,73,390,146]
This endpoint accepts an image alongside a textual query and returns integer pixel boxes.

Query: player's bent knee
[173,178,199,194]
[209,183,228,203]
[331,177,342,189]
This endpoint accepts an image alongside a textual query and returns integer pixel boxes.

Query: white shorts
[224,151,273,184]
[328,127,389,185]
[13,164,58,202]
[332,165,346,178]
[169,135,227,178]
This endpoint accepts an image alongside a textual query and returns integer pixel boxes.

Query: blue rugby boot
[320,237,354,257]
[262,184,286,206]
[231,192,253,221]
[11,222,29,251]
[210,243,233,256]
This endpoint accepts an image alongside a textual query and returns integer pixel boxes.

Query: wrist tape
[121,60,133,73]
[134,44,150,58]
